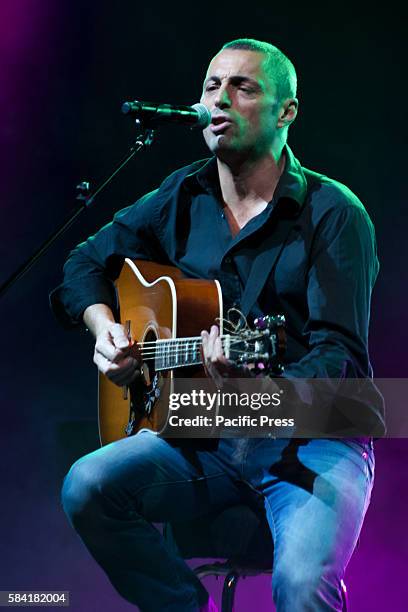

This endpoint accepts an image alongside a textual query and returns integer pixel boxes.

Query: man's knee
[61,455,109,528]
[61,433,165,528]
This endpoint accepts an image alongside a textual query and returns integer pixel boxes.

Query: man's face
[200,49,281,161]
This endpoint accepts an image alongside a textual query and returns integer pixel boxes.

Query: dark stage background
[1,1,407,610]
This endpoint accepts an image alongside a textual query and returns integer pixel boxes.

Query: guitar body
[98,259,223,445]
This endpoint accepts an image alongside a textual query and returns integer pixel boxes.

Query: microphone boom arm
[0,123,156,300]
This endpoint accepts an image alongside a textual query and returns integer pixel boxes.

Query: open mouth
[210,121,232,134]
[210,115,233,134]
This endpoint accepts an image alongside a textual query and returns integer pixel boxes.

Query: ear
[277,98,298,129]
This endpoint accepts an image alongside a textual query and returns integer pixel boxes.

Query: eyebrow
[203,75,263,91]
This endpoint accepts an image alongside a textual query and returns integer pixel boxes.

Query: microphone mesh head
[191,103,211,128]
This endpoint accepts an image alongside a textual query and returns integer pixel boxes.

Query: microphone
[121,100,211,129]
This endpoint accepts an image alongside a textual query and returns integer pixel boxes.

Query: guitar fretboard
[153,337,203,371]
[139,335,231,372]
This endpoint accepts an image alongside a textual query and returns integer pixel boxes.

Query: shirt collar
[183,144,308,216]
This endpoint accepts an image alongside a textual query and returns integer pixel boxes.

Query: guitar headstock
[225,314,286,376]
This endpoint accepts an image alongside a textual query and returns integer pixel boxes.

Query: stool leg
[340,579,348,612]
[222,572,239,612]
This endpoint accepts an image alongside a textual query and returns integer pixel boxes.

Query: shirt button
[225,256,231,264]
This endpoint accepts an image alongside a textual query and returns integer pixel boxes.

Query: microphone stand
[0,121,155,300]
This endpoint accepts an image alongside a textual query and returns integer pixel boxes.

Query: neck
[217,145,286,209]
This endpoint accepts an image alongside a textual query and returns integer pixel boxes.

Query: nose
[214,84,231,109]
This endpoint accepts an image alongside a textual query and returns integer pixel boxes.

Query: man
[51,39,384,610]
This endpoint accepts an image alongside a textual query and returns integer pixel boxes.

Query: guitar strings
[136,350,258,359]
[134,336,247,347]
[138,348,257,358]
[137,339,250,351]
[138,347,265,360]
[137,338,267,359]
[137,338,259,356]
[134,336,266,349]
[136,353,261,364]
[122,334,270,364]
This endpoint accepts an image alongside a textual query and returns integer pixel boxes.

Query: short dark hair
[221,38,297,102]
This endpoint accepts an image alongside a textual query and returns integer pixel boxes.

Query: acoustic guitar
[98,259,286,445]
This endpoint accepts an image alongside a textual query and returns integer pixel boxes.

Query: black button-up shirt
[50,145,385,433]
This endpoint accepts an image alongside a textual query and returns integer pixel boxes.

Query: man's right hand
[94,323,140,387]
[83,304,140,387]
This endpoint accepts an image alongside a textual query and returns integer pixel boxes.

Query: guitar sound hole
[129,329,161,419]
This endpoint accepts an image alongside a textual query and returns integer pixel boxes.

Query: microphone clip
[134,119,156,149]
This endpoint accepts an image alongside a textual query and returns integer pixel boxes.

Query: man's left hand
[200,324,252,387]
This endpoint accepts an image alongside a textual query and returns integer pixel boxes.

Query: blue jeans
[61,433,374,611]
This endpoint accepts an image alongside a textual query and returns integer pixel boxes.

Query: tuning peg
[254,316,267,330]
[254,314,286,330]
[275,314,286,326]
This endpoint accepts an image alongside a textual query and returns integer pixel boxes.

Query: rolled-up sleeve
[49,189,164,328]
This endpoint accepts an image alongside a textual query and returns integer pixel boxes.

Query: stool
[194,562,348,611]
[165,505,348,611]
[194,560,272,611]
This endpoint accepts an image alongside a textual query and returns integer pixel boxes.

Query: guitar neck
[138,335,231,372]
